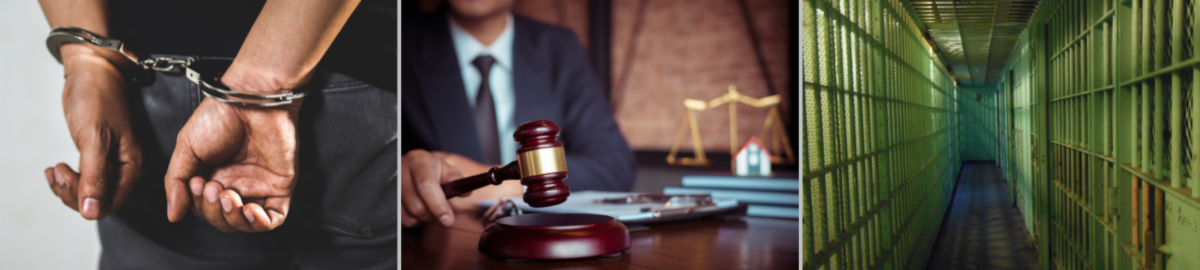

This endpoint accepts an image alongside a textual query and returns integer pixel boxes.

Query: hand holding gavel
[401,120,571,228]
[440,120,571,207]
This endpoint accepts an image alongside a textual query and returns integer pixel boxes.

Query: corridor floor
[926,162,1040,270]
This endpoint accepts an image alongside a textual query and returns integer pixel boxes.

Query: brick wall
[611,0,792,153]
[513,0,590,48]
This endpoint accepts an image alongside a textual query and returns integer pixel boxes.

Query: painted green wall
[960,87,999,161]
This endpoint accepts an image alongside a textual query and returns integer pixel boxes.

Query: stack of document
[663,173,799,219]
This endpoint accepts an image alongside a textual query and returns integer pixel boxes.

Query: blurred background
[0,1,102,269]
[406,0,801,192]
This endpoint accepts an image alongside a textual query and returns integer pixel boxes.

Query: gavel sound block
[439,120,632,261]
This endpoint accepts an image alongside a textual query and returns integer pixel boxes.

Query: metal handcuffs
[45,26,305,107]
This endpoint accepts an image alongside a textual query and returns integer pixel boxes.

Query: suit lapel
[511,17,554,127]
[414,15,484,161]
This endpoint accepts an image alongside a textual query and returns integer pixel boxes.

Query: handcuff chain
[46,26,305,107]
[140,57,193,72]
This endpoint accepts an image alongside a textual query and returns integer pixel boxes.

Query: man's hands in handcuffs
[164,74,304,233]
[44,43,302,234]
[43,43,143,221]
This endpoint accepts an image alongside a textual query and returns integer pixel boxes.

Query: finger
[401,151,436,222]
[189,177,206,218]
[45,167,65,198]
[258,196,290,231]
[201,181,235,233]
[438,161,463,183]
[44,167,54,186]
[106,137,142,216]
[438,163,466,198]
[163,114,230,223]
[401,207,420,228]
[413,156,455,227]
[49,163,81,211]
[165,131,204,223]
[243,201,286,232]
[219,190,255,233]
[209,168,291,198]
[76,128,113,220]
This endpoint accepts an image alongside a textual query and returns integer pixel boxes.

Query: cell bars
[993,0,1200,269]
[802,0,962,269]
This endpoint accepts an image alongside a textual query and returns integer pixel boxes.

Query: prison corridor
[928,163,1040,270]
[803,0,1200,269]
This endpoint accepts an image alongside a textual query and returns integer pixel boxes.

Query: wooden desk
[401,211,799,269]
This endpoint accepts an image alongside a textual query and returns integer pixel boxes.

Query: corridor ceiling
[909,0,1041,87]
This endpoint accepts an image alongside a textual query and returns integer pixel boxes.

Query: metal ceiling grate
[909,0,1042,87]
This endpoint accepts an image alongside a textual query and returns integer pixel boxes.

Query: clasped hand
[44,44,300,233]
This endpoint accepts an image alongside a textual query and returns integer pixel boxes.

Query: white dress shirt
[449,14,518,165]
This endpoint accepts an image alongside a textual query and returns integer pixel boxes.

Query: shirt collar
[448,14,514,71]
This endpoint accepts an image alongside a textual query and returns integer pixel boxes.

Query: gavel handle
[441,161,521,198]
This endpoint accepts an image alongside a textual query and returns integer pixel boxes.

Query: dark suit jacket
[401,12,636,192]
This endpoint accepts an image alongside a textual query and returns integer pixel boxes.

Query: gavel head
[513,120,571,207]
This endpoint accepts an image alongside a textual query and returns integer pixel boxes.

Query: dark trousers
[98,55,397,270]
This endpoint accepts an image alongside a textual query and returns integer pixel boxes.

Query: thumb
[164,100,243,222]
[438,163,469,197]
[76,130,113,220]
[246,196,290,231]
[164,138,202,223]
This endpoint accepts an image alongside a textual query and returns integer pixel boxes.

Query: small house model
[735,136,772,176]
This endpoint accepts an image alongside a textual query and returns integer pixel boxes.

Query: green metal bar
[1131,0,1142,170]
[844,4,860,267]
[806,0,825,265]
[1102,18,1110,157]
[862,0,878,264]
[1194,0,1200,198]
[871,1,889,266]
[819,0,835,265]
[855,2,871,263]
[803,82,951,111]
[849,15,865,268]
[1053,139,1116,162]
[1170,0,1184,188]
[1142,0,1151,173]
[832,7,847,267]
[1036,9,1051,270]
[802,0,817,262]
[1153,0,1166,180]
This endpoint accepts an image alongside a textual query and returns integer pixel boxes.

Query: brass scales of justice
[666,85,796,170]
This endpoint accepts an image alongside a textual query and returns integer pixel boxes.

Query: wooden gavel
[440,120,571,207]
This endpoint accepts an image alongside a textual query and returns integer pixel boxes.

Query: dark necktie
[472,55,501,164]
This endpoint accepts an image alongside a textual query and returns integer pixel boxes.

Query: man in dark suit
[400,0,635,228]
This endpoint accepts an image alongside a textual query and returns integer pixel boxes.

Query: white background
[0,1,103,269]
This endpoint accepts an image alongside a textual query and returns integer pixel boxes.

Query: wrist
[58,43,100,62]
[58,41,138,72]
[59,44,107,71]
[203,96,300,128]
[221,62,311,96]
